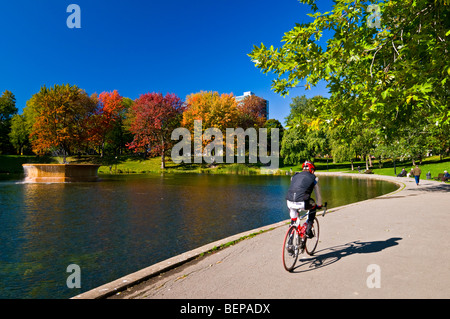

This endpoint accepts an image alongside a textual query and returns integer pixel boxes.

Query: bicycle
[282,202,328,272]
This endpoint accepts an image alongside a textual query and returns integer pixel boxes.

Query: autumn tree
[26,84,97,162]
[87,90,125,157]
[181,91,240,160]
[236,94,267,129]
[127,92,185,169]
[182,91,239,133]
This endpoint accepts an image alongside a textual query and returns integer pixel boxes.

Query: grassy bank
[282,156,450,182]
[0,155,263,176]
[1,154,449,182]
[97,157,262,175]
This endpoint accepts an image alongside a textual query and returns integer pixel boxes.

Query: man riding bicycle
[286,161,323,238]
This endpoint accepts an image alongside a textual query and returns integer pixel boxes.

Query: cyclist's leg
[286,200,305,225]
[305,198,317,237]
[305,217,320,255]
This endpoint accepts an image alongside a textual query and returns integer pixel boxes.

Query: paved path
[74,173,450,299]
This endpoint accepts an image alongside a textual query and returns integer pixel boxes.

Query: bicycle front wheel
[282,226,300,272]
[305,217,320,255]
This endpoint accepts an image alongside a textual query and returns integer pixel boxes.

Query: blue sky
[0,0,333,125]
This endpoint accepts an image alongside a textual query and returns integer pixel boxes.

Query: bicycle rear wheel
[305,217,320,255]
[282,226,300,271]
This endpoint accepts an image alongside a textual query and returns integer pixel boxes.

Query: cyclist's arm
[314,177,323,207]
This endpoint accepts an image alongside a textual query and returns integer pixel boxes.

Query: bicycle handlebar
[298,201,328,219]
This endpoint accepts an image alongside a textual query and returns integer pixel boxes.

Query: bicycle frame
[282,202,327,271]
[292,213,311,243]
[294,202,328,235]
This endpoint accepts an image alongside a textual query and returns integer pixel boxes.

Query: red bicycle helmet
[302,161,315,173]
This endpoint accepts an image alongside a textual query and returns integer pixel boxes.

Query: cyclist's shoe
[306,223,314,238]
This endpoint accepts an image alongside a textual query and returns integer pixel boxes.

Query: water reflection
[0,174,398,298]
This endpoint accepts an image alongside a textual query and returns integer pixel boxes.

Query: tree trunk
[161,139,166,169]
[161,152,165,169]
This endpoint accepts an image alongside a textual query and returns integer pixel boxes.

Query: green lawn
[369,158,450,180]
[98,157,261,175]
[280,156,450,181]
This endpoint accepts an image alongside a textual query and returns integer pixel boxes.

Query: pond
[0,173,398,299]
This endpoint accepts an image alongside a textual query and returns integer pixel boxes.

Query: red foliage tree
[127,92,185,169]
[237,94,267,129]
[87,90,124,156]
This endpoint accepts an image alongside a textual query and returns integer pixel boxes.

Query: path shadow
[409,184,450,193]
[292,237,402,273]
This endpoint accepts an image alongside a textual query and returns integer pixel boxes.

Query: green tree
[281,95,329,165]
[249,0,449,146]
[428,120,450,159]
[9,114,30,155]
[264,119,284,148]
[281,124,309,165]
[0,90,18,154]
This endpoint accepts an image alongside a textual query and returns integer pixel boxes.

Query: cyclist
[286,161,323,238]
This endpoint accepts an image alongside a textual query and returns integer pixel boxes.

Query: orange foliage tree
[182,91,239,132]
[28,84,96,162]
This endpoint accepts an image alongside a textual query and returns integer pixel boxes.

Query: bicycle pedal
[300,240,306,249]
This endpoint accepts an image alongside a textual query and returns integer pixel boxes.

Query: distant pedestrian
[443,170,450,182]
[413,165,421,185]
[397,168,407,177]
